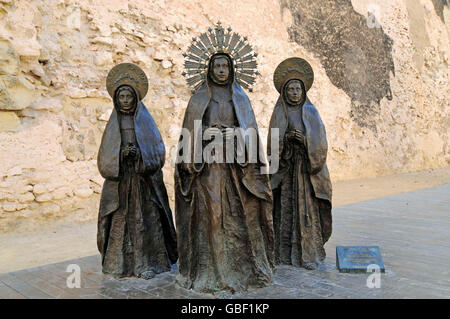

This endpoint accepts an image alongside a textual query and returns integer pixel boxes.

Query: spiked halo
[182,22,259,93]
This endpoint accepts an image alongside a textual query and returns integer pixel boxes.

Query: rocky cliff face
[0,0,448,232]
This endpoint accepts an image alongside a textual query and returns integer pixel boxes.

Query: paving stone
[160,283,214,299]
[8,270,78,299]
[148,287,185,299]
[79,293,107,299]
[0,283,26,299]
[0,273,53,299]
[13,265,105,298]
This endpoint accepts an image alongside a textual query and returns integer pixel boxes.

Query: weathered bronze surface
[268,58,332,270]
[175,26,274,295]
[97,64,178,279]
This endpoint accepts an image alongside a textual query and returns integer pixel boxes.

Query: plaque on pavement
[336,246,385,273]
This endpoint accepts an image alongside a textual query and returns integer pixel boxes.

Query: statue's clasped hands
[123,143,138,158]
[207,126,235,141]
[287,129,306,145]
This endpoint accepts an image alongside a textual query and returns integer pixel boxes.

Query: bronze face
[211,56,230,85]
[117,87,136,112]
[286,80,303,105]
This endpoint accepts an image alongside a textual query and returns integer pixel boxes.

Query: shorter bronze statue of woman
[268,58,332,270]
[97,63,178,279]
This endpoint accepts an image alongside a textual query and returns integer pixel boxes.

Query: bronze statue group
[97,23,332,295]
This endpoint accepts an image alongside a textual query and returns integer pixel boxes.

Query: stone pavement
[1,184,449,299]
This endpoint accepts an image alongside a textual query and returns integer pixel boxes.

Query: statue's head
[274,58,314,105]
[107,64,148,109]
[208,53,233,86]
[182,23,258,92]
[115,85,137,113]
[283,79,306,106]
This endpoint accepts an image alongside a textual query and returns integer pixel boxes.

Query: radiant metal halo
[182,22,259,93]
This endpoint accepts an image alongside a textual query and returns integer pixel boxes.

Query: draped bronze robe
[97,88,178,277]
[175,79,274,294]
[268,95,332,268]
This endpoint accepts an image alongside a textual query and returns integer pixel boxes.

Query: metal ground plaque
[336,246,385,273]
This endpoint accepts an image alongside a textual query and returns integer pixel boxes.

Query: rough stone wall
[0,0,448,232]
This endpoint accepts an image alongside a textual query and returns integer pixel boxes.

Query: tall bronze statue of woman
[97,63,178,279]
[268,58,332,270]
[175,24,274,295]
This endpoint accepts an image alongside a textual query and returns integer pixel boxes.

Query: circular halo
[106,63,149,100]
[273,57,314,94]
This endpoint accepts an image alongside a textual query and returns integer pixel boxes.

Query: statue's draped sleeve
[267,97,287,190]
[98,108,121,181]
[134,101,166,174]
[303,103,328,175]
[174,88,207,198]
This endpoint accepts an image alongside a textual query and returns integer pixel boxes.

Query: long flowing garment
[101,158,173,277]
[273,141,325,267]
[177,161,273,293]
[97,98,177,278]
[268,97,332,269]
[175,81,274,295]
